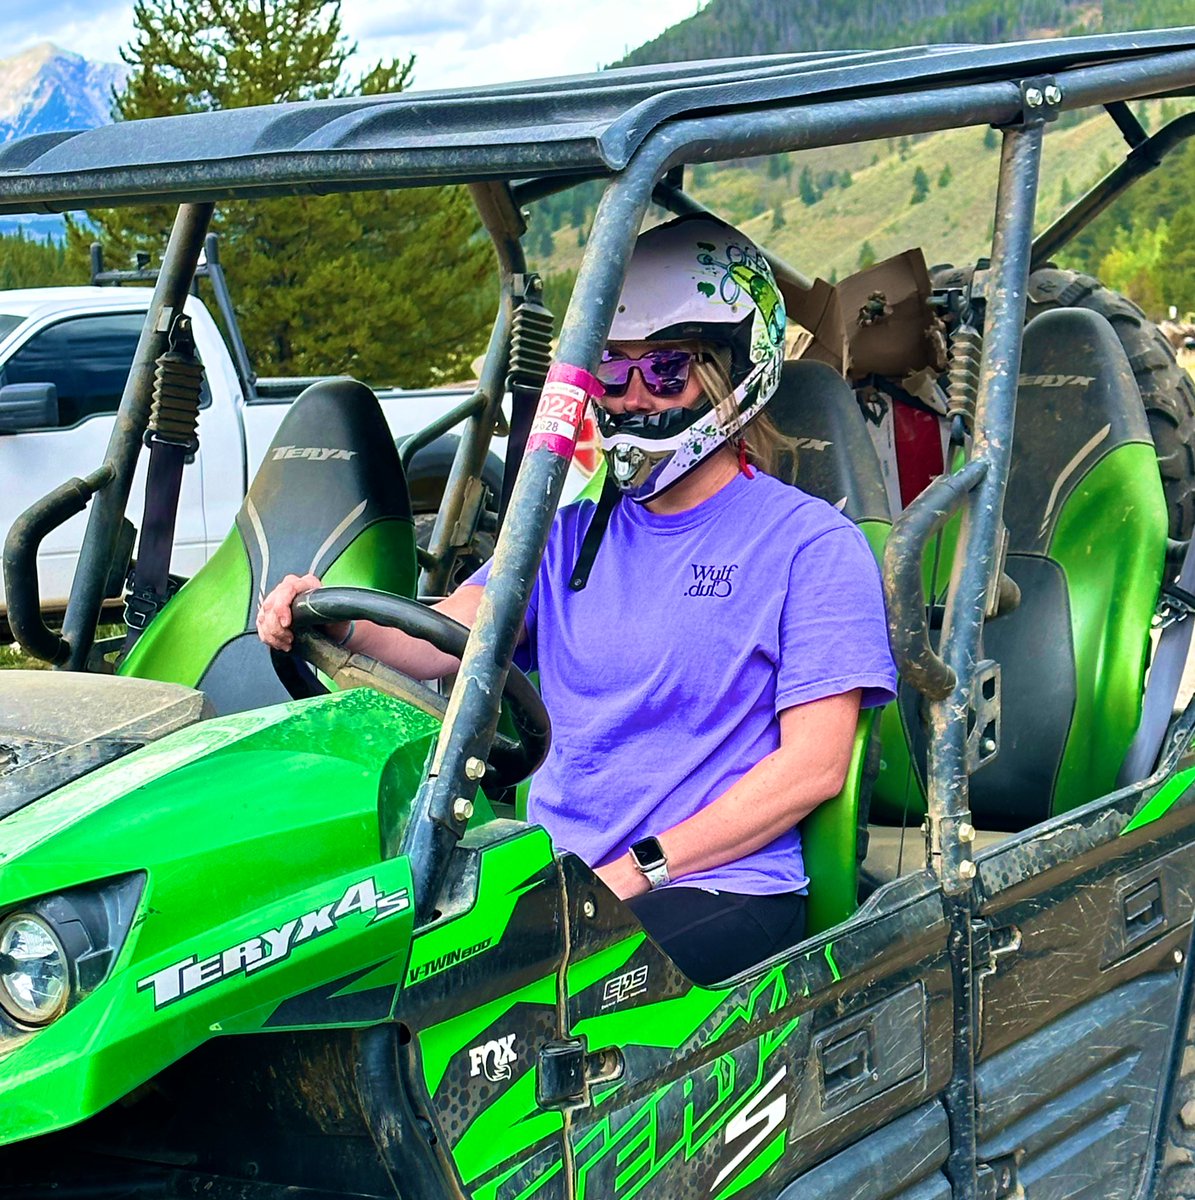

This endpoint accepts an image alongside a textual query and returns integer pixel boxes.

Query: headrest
[236,378,412,599]
[1007,309,1151,552]
[768,359,891,524]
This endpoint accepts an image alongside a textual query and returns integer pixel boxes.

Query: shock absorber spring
[946,323,983,438]
[507,276,554,400]
[147,314,204,450]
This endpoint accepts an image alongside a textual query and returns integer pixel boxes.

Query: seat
[119,379,418,714]
[872,309,1168,829]
[768,359,894,932]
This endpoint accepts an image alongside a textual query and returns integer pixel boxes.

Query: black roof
[0,29,1193,214]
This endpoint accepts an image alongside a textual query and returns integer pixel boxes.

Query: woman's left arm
[595,688,863,899]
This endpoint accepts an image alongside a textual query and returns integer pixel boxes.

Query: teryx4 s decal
[137,877,410,1008]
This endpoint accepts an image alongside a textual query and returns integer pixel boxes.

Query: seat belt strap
[1119,539,1195,785]
[569,474,619,592]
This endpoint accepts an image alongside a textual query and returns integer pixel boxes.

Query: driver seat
[119,379,418,714]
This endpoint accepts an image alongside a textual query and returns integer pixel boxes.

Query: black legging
[626,886,806,986]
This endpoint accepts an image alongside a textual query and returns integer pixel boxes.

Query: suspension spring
[946,323,983,436]
[147,314,204,451]
[507,277,555,399]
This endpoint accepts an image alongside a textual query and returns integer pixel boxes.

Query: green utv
[4,28,1195,1200]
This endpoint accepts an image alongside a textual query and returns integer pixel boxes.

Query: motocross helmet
[597,215,786,502]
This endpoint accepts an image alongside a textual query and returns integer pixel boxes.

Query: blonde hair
[691,345,798,484]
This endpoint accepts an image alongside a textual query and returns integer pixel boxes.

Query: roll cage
[3,28,1195,1196]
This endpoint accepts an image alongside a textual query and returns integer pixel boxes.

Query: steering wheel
[272,585,549,789]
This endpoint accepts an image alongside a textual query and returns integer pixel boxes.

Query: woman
[258,215,896,984]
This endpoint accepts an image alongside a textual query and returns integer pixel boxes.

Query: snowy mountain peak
[0,43,125,142]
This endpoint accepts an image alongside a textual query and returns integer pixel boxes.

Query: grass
[1,624,124,671]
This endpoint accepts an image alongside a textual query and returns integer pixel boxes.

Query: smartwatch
[629,837,670,889]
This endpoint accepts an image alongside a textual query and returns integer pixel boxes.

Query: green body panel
[0,688,438,1144]
[1047,443,1166,810]
[119,518,417,687]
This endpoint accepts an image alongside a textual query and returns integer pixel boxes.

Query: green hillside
[529,0,1195,318]
[618,0,1187,66]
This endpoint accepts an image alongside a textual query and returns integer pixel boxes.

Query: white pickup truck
[0,284,598,621]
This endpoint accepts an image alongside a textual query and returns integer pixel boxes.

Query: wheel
[272,585,550,788]
[413,506,495,588]
[932,264,1195,540]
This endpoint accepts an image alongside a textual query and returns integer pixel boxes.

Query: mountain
[0,42,123,143]
[0,43,124,240]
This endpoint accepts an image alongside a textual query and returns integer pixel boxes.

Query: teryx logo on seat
[270,446,358,462]
[136,877,410,1009]
[1017,374,1095,388]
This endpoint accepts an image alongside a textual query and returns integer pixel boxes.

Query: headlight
[0,913,70,1025]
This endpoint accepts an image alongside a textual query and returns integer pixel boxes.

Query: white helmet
[597,215,786,502]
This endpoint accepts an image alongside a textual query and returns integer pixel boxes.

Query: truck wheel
[412,503,495,587]
[933,265,1195,541]
[405,434,504,588]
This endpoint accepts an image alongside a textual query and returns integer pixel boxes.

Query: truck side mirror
[0,383,58,433]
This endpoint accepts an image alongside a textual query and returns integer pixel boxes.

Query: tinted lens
[598,349,695,397]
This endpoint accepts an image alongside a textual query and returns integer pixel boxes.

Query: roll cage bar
[3,32,1195,1195]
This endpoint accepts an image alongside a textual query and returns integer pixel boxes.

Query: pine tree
[798,166,819,206]
[67,0,493,387]
[857,241,877,269]
[910,166,930,205]
[937,164,952,189]
[0,230,74,289]
[1059,176,1075,205]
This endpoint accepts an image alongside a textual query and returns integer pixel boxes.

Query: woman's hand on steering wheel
[257,573,348,651]
[257,582,551,791]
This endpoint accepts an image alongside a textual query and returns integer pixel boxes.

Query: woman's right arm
[256,574,489,680]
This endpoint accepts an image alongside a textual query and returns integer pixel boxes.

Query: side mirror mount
[0,382,58,433]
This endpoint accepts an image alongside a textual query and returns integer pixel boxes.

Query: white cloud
[0,0,704,92]
[342,0,701,92]
[7,1,134,65]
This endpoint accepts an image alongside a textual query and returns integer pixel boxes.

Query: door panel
[975,770,1195,1199]
[776,1101,950,1200]
[975,974,1179,1199]
[557,858,954,1199]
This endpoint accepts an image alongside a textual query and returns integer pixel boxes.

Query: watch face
[630,837,665,871]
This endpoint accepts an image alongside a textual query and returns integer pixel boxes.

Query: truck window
[1,312,146,427]
[0,314,24,342]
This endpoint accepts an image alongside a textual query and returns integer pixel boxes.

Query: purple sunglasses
[596,348,707,398]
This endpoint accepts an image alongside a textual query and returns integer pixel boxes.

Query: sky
[2,0,704,91]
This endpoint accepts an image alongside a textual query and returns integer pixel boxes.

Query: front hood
[0,683,439,1144]
[0,672,210,820]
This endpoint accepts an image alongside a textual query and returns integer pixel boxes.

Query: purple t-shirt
[470,470,897,895]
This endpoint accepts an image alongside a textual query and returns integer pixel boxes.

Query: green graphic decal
[455,1068,564,1187]
[823,942,842,983]
[404,829,554,987]
[422,974,556,1096]
[1122,766,1195,835]
[569,1040,793,1198]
